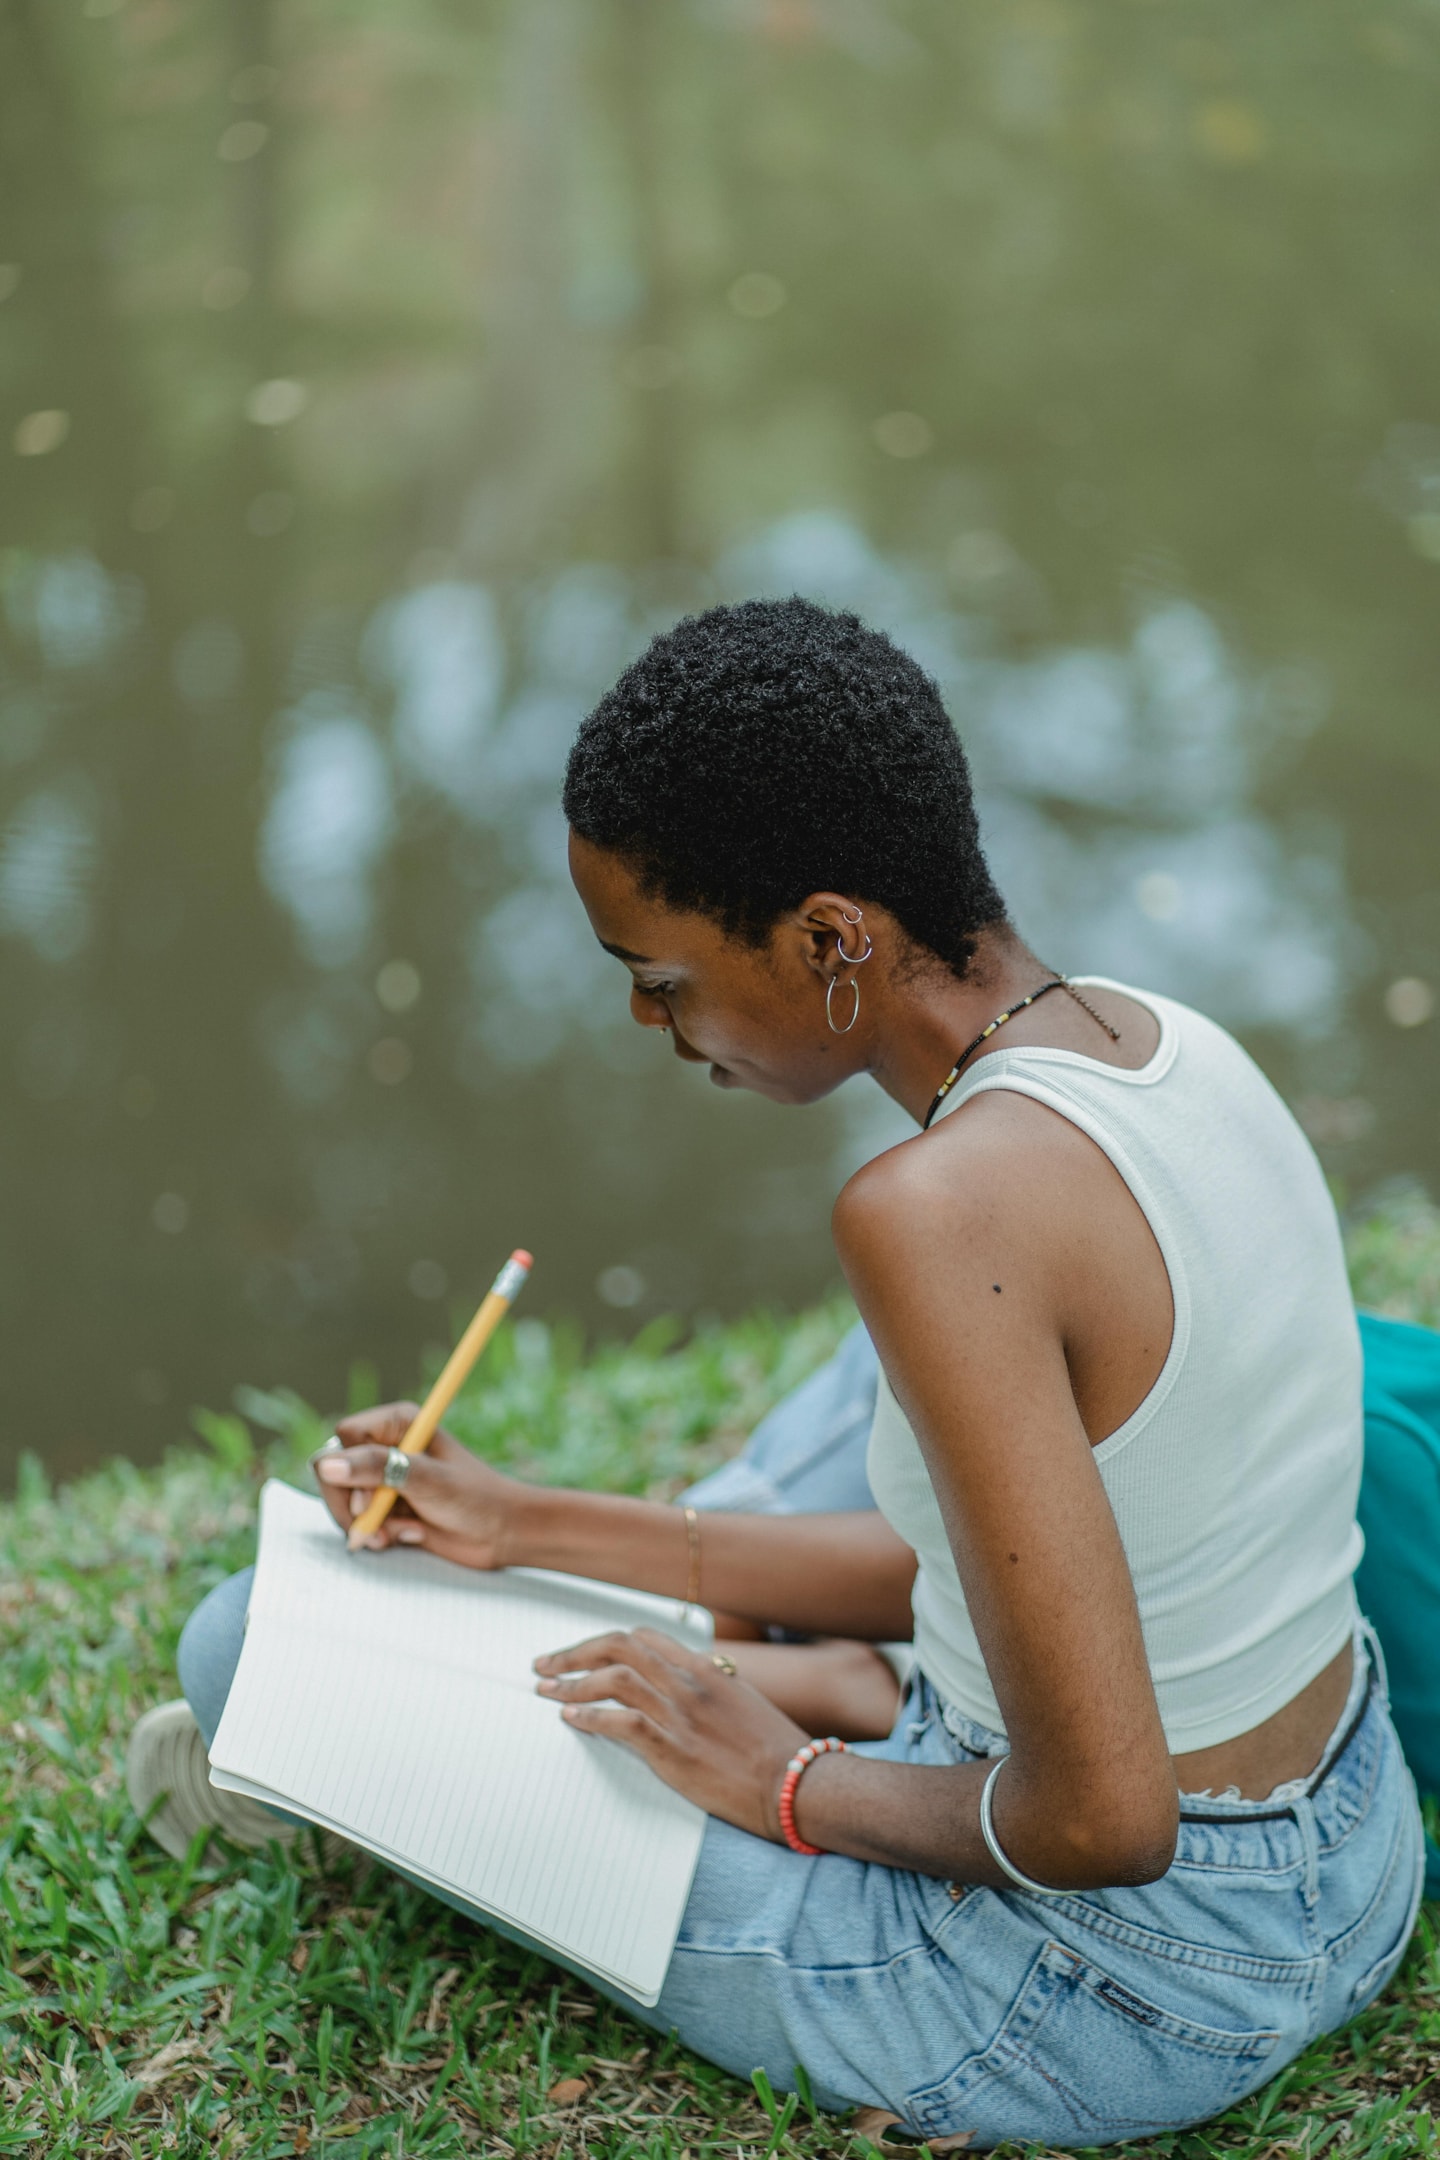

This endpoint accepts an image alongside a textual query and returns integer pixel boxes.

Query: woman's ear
[795,893,870,979]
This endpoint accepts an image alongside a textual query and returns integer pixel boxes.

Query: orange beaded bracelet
[777,1736,848,1855]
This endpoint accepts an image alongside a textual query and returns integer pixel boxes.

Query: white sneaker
[125,1700,298,1859]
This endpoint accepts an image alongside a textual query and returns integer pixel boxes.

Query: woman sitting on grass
[157,598,1423,2149]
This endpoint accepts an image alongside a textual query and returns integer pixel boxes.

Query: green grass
[3,1204,1439,2158]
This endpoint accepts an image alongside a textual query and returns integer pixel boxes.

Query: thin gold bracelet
[681,1504,701,1619]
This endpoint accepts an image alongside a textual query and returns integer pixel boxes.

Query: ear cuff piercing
[826,908,872,1035]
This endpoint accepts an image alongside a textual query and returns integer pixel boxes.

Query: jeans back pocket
[904,1940,1283,2147]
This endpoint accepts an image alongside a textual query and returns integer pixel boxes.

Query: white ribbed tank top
[865,978,1364,1753]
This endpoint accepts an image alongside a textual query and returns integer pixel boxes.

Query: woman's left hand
[534,1627,810,1841]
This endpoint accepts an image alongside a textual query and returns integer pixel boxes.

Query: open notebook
[208,1478,712,2004]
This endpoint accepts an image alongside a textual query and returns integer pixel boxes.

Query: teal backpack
[1355,1312,1440,1898]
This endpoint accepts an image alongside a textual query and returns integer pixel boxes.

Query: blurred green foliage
[1348,1189,1440,1332]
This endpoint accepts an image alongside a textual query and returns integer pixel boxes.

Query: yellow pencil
[346,1248,533,1551]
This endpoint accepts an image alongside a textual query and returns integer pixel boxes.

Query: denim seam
[1343,1821,1426,2019]
[670,1935,956,1985]
[1167,1859,1304,1881]
[999,2034,1279,2136]
[1314,1733,1386,1858]
[906,1941,1282,2139]
[1043,1898,1322,1983]
[906,1941,1070,2130]
[1055,1969,1284,2056]
[1320,1802,1423,1969]
[986,2038,1279,2140]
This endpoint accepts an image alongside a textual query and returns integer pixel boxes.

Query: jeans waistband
[1176,1632,1379,1826]
[920,1623,1381,1828]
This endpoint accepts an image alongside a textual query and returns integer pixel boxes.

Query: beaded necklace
[921,978,1121,1131]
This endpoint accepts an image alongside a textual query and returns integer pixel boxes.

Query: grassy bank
[3,1197,1438,2159]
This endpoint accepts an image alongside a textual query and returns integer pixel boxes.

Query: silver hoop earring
[825,926,871,1035]
[827,972,861,1034]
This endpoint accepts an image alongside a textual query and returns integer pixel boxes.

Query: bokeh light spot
[408,1257,448,1300]
[14,410,70,458]
[245,379,307,426]
[376,959,422,1013]
[949,530,1014,583]
[873,410,933,459]
[218,119,269,162]
[1193,100,1267,165]
[1135,872,1183,922]
[728,271,787,319]
[0,265,19,302]
[1407,513,1440,563]
[597,1264,645,1309]
[1384,977,1435,1028]
[1296,1096,1376,1146]
[368,1037,413,1085]
[151,1192,190,1234]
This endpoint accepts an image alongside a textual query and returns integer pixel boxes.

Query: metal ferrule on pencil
[491,1256,531,1302]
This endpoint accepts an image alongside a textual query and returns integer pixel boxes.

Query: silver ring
[383,1447,411,1491]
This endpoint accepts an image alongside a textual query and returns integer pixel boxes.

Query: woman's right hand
[313,1401,525,1570]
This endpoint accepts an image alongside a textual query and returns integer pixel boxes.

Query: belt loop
[1361,1618,1388,1707]
[1294,1794,1321,1911]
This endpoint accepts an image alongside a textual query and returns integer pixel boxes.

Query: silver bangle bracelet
[978,1757,1068,1898]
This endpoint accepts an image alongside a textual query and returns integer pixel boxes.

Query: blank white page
[208,1478,711,2004]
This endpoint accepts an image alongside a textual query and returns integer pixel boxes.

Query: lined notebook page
[208,1478,710,2004]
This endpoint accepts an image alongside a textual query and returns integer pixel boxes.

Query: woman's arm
[516,1486,918,1638]
[830,1098,1178,1884]
[536,1094,1180,1890]
[314,1410,917,1640]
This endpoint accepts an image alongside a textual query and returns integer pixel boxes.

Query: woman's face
[567,830,865,1105]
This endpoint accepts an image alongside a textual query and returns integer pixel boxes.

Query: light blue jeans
[178,1327,1425,2146]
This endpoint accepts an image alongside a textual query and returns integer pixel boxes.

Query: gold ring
[711,1652,738,1677]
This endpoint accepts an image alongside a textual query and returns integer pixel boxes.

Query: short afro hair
[562,596,1007,979]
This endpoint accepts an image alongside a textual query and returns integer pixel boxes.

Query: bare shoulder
[833,1089,1081,1266]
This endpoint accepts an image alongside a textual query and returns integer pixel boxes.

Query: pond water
[3,0,1438,1487]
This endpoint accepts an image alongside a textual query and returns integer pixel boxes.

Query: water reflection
[239,515,1401,1240]
[2,0,1437,1484]
[260,703,394,968]
[376,583,503,811]
[0,784,99,965]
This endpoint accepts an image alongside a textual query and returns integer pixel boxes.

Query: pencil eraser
[511,1249,534,1270]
